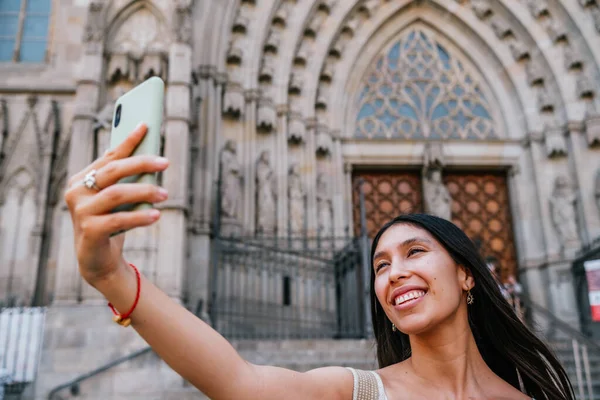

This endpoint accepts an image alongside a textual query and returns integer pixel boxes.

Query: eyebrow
[373,236,433,262]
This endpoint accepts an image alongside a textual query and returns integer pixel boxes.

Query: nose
[388,259,411,284]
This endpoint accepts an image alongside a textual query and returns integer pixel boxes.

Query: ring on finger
[83,169,102,192]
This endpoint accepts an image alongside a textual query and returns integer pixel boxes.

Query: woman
[65,124,573,399]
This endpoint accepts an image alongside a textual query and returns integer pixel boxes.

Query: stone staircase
[549,339,600,400]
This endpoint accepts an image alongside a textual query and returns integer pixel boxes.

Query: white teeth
[394,290,426,306]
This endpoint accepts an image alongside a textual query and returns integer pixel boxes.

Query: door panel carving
[444,173,517,281]
[352,171,422,237]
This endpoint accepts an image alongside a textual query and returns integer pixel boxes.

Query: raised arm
[64,124,353,400]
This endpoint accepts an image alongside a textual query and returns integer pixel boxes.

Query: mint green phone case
[109,76,164,213]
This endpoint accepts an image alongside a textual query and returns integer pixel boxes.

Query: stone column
[155,6,193,299]
[276,107,289,237]
[332,135,345,238]
[54,3,105,304]
[242,90,259,234]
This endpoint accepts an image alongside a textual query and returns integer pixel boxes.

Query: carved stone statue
[256,151,276,234]
[549,175,580,246]
[316,173,333,237]
[423,168,452,221]
[220,140,242,220]
[288,164,305,235]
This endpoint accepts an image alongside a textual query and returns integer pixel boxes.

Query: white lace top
[346,367,535,400]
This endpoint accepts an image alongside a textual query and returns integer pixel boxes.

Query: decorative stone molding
[259,56,275,83]
[318,0,337,14]
[106,52,135,83]
[223,83,245,119]
[509,40,530,61]
[139,52,168,81]
[537,86,555,112]
[525,0,549,18]
[591,7,600,33]
[359,0,382,17]
[83,0,106,43]
[490,16,512,39]
[295,40,310,66]
[320,61,334,83]
[305,11,326,37]
[273,2,290,26]
[471,0,492,19]
[579,0,595,6]
[0,99,7,140]
[316,85,330,110]
[330,34,351,58]
[257,97,277,132]
[549,174,581,250]
[343,16,360,35]
[289,73,303,95]
[264,30,281,54]
[544,123,567,158]
[576,74,595,99]
[227,41,243,65]
[232,7,250,33]
[315,126,333,156]
[288,113,306,144]
[564,45,583,70]
[546,20,567,43]
[174,0,193,45]
[585,114,600,146]
[525,60,545,85]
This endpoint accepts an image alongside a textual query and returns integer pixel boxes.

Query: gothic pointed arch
[352,24,502,141]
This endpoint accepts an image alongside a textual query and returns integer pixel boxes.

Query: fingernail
[135,122,146,131]
[149,209,160,219]
[155,157,169,166]
[158,188,168,199]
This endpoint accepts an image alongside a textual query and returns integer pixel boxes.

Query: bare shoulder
[304,366,354,399]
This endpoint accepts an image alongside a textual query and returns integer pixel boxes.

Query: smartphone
[109,76,164,213]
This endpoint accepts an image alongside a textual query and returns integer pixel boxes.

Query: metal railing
[47,346,152,400]
[521,296,600,400]
[208,235,366,340]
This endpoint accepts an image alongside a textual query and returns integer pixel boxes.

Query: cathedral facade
[1,0,600,398]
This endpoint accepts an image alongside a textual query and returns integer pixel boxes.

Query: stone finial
[318,0,337,14]
[490,16,512,39]
[423,142,444,169]
[288,113,306,144]
[544,123,567,158]
[316,127,333,156]
[343,16,360,35]
[537,85,555,112]
[257,97,276,132]
[564,44,583,70]
[223,83,245,119]
[471,0,492,19]
[585,113,600,147]
[525,60,545,86]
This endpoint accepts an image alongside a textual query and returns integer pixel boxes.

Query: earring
[467,289,474,305]
[392,323,397,332]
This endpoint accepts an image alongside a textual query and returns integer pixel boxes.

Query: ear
[458,265,475,291]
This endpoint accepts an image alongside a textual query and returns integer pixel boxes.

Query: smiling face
[372,223,474,335]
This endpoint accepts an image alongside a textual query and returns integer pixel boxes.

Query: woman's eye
[408,248,424,257]
[375,262,389,272]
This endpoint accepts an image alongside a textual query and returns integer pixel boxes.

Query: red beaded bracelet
[107,263,141,327]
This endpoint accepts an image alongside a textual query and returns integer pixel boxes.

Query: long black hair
[370,214,574,400]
